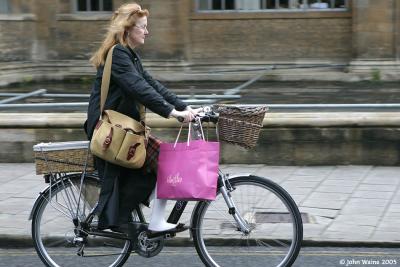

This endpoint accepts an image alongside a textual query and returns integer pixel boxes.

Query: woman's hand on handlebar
[186,106,203,116]
[170,106,209,122]
[169,109,195,123]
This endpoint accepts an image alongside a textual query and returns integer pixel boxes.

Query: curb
[2,235,400,249]
[302,240,400,248]
[0,235,33,248]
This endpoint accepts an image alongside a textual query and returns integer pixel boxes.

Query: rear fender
[28,172,99,220]
[28,188,50,221]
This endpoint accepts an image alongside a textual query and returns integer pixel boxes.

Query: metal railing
[0,89,241,110]
[0,64,399,111]
[0,98,399,111]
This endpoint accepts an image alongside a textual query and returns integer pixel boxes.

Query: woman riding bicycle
[85,2,199,235]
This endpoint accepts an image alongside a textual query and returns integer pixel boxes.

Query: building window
[77,0,112,12]
[0,0,10,13]
[196,0,348,11]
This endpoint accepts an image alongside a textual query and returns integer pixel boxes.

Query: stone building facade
[0,0,399,82]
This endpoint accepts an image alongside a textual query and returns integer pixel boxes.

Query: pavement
[0,163,400,247]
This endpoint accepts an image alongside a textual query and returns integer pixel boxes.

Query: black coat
[85,44,187,229]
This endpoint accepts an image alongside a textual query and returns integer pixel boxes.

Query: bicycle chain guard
[136,231,164,258]
[128,222,165,258]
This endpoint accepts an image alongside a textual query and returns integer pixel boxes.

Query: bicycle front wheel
[192,175,303,267]
[31,173,132,267]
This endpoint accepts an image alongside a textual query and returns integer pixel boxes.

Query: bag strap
[173,118,207,148]
[139,104,146,122]
[100,45,146,122]
[174,123,191,148]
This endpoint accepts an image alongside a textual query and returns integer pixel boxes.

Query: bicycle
[29,105,303,267]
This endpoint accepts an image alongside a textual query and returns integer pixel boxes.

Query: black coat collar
[127,46,139,62]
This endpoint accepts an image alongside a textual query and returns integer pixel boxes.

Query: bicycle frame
[30,106,303,267]
[30,111,252,242]
[167,171,251,235]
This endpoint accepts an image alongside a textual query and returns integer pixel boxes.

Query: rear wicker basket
[33,141,95,175]
[215,105,268,149]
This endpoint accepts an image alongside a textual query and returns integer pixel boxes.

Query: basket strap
[100,45,146,122]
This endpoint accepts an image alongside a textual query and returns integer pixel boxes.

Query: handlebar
[176,106,219,124]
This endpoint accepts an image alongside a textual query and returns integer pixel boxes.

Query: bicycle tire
[192,175,303,267]
[31,173,132,267]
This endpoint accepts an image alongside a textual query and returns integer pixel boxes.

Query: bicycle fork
[219,178,252,234]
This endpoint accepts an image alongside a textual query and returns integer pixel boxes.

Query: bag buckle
[102,128,113,150]
[127,143,141,160]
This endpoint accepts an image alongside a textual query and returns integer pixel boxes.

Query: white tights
[148,186,177,231]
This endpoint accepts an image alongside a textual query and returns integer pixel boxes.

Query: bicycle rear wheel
[192,175,303,267]
[31,173,132,267]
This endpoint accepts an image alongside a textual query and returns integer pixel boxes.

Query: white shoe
[148,198,177,232]
[148,221,177,232]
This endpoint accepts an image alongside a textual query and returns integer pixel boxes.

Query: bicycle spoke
[192,176,302,267]
[32,173,132,267]
[42,194,74,220]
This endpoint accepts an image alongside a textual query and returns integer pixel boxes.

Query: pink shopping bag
[156,138,220,201]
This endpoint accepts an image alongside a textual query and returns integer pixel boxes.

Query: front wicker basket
[33,141,95,175]
[215,105,268,149]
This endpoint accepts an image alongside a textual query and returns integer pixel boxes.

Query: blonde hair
[90,2,149,68]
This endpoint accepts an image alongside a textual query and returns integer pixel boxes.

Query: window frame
[195,0,350,13]
[73,0,113,13]
[0,0,10,14]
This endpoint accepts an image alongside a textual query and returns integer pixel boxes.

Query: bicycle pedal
[146,232,175,242]
[165,233,176,239]
[146,235,164,242]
